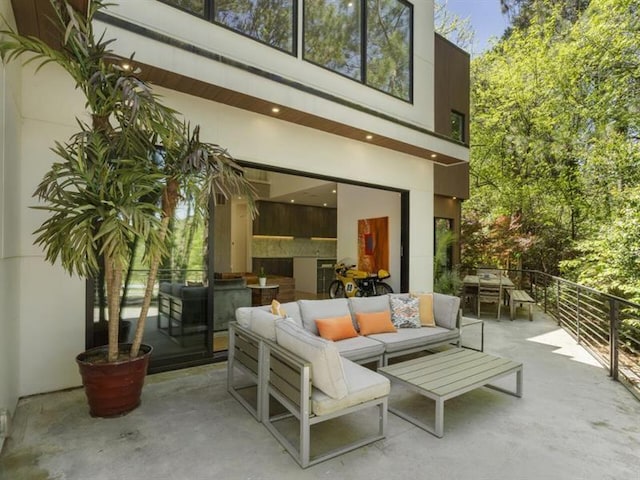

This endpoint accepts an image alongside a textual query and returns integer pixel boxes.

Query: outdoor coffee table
[378,348,523,438]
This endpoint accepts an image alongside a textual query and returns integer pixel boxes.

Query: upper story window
[159,0,412,101]
[304,0,413,102]
[160,0,296,54]
[160,0,205,16]
[450,110,465,142]
[214,0,296,54]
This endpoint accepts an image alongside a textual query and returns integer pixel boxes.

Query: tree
[465,0,640,293]
[434,0,475,51]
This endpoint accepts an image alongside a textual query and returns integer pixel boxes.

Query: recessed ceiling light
[452,196,457,200]
[323,203,327,207]
[271,107,280,113]
[431,153,437,158]
[365,134,373,140]
[290,199,295,203]
[332,189,337,194]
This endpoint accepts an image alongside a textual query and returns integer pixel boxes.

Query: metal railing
[504,269,640,400]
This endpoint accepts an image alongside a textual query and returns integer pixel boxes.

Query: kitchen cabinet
[253,201,336,238]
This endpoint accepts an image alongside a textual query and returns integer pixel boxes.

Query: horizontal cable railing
[500,269,640,400]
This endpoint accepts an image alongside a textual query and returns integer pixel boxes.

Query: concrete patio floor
[1,308,639,480]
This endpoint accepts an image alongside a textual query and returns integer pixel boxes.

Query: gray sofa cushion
[279,301,302,326]
[348,296,390,314]
[368,326,459,353]
[298,298,350,335]
[433,293,461,330]
[275,319,348,399]
[348,296,391,331]
[250,309,282,341]
[334,336,386,363]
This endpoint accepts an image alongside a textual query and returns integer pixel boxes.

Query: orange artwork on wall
[358,217,389,274]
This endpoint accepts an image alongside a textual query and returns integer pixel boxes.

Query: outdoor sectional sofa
[227,293,461,468]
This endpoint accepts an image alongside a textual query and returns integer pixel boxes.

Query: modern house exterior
[0,0,469,443]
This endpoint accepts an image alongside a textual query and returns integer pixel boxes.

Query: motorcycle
[328,261,393,298]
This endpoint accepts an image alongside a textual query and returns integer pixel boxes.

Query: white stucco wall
[0,0,21,443]
[5,0,447,396]
[15,63,86,396]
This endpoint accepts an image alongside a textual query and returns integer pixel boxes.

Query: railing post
[543,280,548,313]
[556,279,561,326]
[609,298,619,381]
[576,286,581,344]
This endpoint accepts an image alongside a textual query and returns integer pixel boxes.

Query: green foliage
[465,0,640,298]
[433,222,462,295]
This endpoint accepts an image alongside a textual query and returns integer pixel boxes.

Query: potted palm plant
[0,0,256,417]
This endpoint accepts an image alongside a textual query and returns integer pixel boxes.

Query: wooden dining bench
[509,290,535,321]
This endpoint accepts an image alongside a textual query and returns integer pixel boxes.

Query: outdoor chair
[261,330,388,468]
[477,273,503,319]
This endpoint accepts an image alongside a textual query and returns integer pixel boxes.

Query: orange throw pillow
[412,293,435,327]
[356,311,397,335]
[315,315,359,341]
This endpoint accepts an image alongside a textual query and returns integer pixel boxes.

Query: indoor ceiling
[268,181,337,208]
[246,169,337,208]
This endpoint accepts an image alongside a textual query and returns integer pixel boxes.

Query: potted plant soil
[0,0,256,417]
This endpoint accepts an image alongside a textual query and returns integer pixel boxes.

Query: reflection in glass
[304,0,362,80]
[451,111,465,142]
[215,0,295,53]
[161,0,206,16]
[366,0,412,100]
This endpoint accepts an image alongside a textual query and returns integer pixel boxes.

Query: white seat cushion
[312,358,390,416]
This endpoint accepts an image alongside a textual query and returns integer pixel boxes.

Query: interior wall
[337,185,402,293]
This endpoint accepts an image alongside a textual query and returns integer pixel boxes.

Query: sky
[444,0,512,54]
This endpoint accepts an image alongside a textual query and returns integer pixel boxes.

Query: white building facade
[0,0,469,442]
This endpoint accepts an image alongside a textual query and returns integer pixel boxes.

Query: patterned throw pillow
[390,296,421,328]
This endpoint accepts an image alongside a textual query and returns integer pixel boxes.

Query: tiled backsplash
[252,237,337,258]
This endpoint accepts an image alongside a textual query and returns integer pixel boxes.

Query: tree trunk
[130,178,180,357]
[104,252,122,362]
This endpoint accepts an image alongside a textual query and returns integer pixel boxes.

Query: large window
[304,0,413,101]
[214,0,296,53]
[161,0,296,54]
[160,0,206,16]
[365,0,412,100]
[160,0,412,99]
[303,0,362,81]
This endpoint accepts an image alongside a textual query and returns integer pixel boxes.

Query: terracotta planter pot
[76,343,153,418]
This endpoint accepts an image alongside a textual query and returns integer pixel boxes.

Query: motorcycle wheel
[328,280,346,298]
[375,283,393,295]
